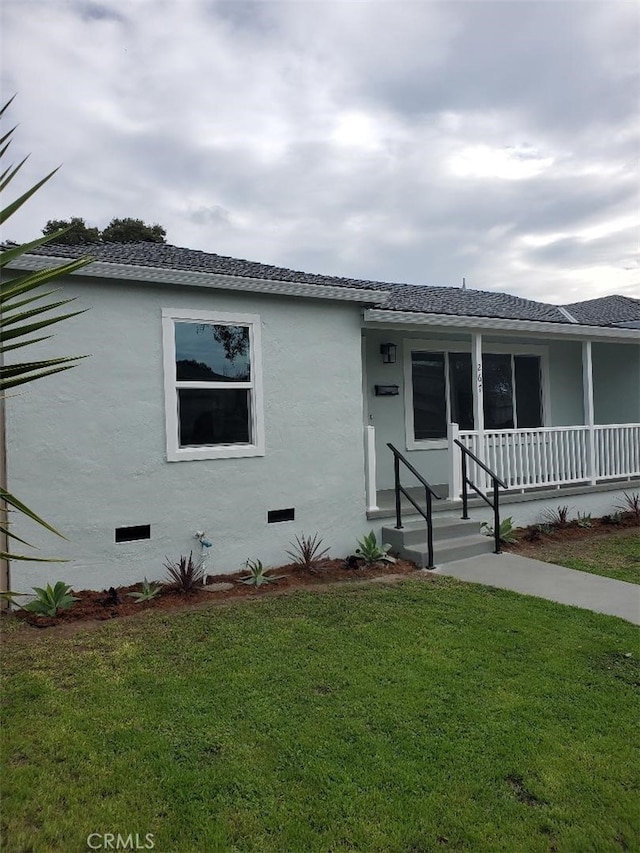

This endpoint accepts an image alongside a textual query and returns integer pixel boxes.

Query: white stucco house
[3,242,639,590]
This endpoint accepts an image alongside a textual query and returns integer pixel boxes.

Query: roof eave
[364,308,640,341]
[9,254,390,306]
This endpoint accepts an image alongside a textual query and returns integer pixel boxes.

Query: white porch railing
[595,424,640,479]
[452,423,640,494]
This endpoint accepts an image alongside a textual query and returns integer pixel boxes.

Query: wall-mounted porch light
[380,342,397,364]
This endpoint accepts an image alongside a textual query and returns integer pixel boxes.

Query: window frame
[404,338,549,450]
[162,308,265,461]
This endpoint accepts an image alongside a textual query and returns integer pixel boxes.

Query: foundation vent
[115,524,151,543]
[267,508,295,524]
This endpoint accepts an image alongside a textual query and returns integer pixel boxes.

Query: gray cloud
[2,0,638,303]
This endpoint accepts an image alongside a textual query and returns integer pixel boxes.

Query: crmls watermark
[86,833,155,850]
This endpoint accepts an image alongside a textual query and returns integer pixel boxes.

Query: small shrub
[355,531,396,565]
[576,512,593,529]
[480,516,517,544]
[602,512,624,527]
[240,559,284,587]
[127,578,162,603]
[285,533,330,571]
[616,491,640,523]
[23,582,78,618]
[101,587,121,607]
[163,552,204,593]
[544,505,571,528]
[537,522,555,536]
[523,526,542,542]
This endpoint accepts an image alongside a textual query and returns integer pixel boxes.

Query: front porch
[362,321,640,515]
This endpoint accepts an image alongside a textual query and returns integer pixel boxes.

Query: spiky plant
[616,491,640,524]
[127,578,162,603]
[23,581,78,617]
[355,531,396,565]
[163,552,204,593]
[543,505,571,528]
[480,516,518,544]
[240,559,284,587]
[285,532,330,571]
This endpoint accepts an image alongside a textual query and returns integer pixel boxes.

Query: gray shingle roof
[380,282,567,323]
[562,295,640,327]
[27,241,387,291]
[25,241,635,327]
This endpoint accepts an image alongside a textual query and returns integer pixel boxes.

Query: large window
[409,345,544,444]
[163,309,264,461]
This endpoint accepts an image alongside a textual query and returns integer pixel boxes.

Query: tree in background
[42,217,100,245]
[43,216,167,244]
[101,217,166,243]
[1,97,91,570]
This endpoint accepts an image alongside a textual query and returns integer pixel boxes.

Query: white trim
[364,309,640,342]
[162,308,265,462]
[11,255,389,305]
[582,340,596,485]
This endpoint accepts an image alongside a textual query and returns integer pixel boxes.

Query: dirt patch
[6,558,422,633]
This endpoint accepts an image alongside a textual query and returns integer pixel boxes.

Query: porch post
[447,422,462,500]
[364,425,379,512]
[471,332,485,488]
[582,340,597,485]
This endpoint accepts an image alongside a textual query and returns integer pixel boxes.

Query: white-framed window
[404,340,548,449]
[162,308,265,461]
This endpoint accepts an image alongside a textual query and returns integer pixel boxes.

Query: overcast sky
[2,0,638,303]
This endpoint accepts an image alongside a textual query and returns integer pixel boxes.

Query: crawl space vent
[115,524,151,543]
[267,508,295,524]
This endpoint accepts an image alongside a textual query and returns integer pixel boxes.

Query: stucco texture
[6,277,369,590]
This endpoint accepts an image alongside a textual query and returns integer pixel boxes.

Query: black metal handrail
[453,438,507,554]
[387,442,441,569]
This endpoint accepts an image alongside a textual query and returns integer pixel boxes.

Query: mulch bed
[504,513,639,556]
[10,558,421,630]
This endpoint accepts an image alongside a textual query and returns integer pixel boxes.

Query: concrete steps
[382,516,495,569]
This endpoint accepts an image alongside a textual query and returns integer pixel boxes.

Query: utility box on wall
[374,385,400,396]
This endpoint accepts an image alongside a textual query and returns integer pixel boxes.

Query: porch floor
[367,478,640,520]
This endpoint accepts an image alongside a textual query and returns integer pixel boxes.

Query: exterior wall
[593,342,640,424]
[546,340,584,426]
[5,276,369,590]
[364,329,470,490]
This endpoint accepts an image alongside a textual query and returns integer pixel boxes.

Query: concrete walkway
[434,552,640,625]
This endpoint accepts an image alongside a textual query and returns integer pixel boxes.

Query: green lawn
[2,577,638,853]
[519,527,640,584]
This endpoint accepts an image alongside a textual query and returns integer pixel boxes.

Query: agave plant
[480,516,518,544]
[1,96,93,565]
[240,559,284,587]
[354,531,396,565]
[127,577,162,603]
[23,581,78,617]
